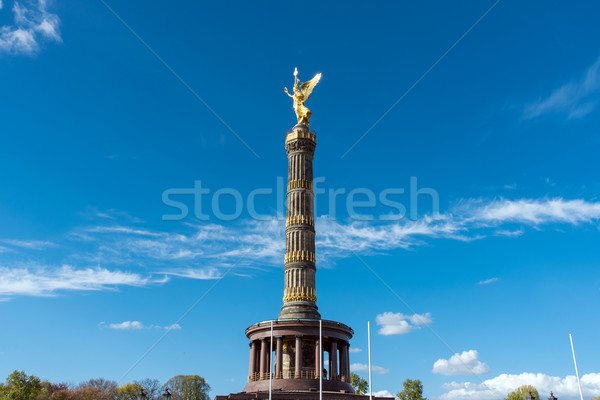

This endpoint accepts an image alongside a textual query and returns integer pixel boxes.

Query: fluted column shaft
[280,125,320,320]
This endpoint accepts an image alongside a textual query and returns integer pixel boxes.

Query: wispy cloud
[433,350,490,376]
[0,239,54,249]
[0,265,166,299]
[465,198,600,225]
[376,312,432,335]
[0,0,61,55]
[349,347,362,353]
[1,197,599,300]
[100,321,182,331]
[350,363,390,375]
[477,277,498,285]
[440,372,600,400]
[524,56,600,119]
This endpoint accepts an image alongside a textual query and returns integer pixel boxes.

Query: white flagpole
[368,321,372,400]
[569,334,584,400]
[320,319,323,400]
[269,320,273,400]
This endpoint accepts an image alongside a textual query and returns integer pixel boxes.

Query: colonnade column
[315,338,321,378]
[346,343,351,381]
[295,335,303,378]
[260,338,268,379]
[248,341,257,380]
[330,339,338,380]
[340,342,348,382]
[275,336,283,379]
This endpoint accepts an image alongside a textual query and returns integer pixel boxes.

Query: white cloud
[350,363,390,375]
[0,0,61,55]
[101,321,182,331]
[524,56,600,119]
[478,277,498,285]
[316,198,600,263]
[162,267,221,280]
[0,239,54,249]
[468,198,600,225]
[433,350,490,376]
[372,390,394,398]
[2,196,600,300]
[349,347,362,353]
[108,321,143,330]
[376,312,432,335]
[440,372,600,400]
[0,265,165,299]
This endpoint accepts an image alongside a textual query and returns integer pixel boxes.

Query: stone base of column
[278,301,320,320]
[218,393,394,400]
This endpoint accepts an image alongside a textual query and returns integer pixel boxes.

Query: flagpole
[269,320,273,400]
[569,334,584,400]
[368,321,372,400]
[320,319,323,400]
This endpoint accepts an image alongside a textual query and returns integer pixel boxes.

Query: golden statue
[284,68,321,126]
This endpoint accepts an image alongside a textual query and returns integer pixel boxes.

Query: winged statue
[284,68,321,126]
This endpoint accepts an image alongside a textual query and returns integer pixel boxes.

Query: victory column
[215,70,392,400]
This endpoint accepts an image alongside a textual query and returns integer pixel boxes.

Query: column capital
[295,334,303,339]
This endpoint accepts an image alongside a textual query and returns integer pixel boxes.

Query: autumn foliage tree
[1,371,210,400]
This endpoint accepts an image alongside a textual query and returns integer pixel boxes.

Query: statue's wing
[300,73,322,98]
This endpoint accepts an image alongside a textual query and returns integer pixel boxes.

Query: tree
[134,379,161,400]
[350,373,368,395]
[396,379,426,400]
[590,397,600,400]
[71,387,104,400]
[77,378,117,400]
[1,370,44,400]
[48,390,74,400]
[45,383,70,398]
[506,385,541,400]
[116,383,143,400]
[164,375,210,400]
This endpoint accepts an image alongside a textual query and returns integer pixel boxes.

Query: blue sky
[1,1,599,399]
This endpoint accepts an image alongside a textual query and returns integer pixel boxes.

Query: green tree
[1,371,44,400]
[164,375,210,400]
[590,397,600,400]
[506,385,541,400]
[350,373,368,395]
[396,379,426,400]
[116,383,143,400]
